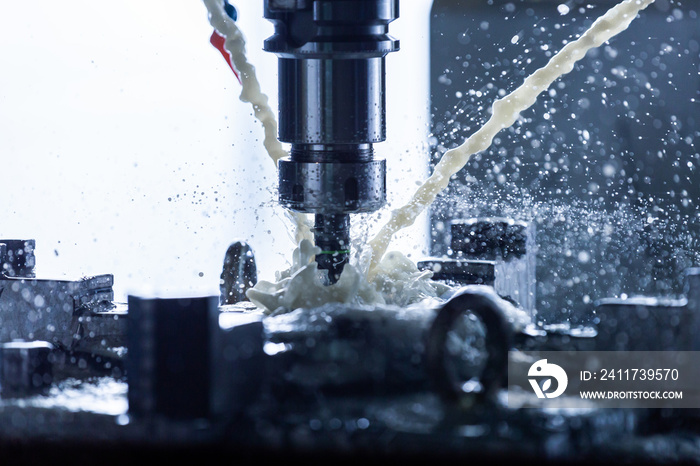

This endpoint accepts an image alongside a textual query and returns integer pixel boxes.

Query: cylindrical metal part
[264,0,399,59]
[126,295,220,420]
[278,156,386,213]
[278,57,385,144]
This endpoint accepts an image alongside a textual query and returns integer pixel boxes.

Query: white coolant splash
[247,239,532,330]
[366,0,656,276]
[246,239,452,315]
[203,0,312,243]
